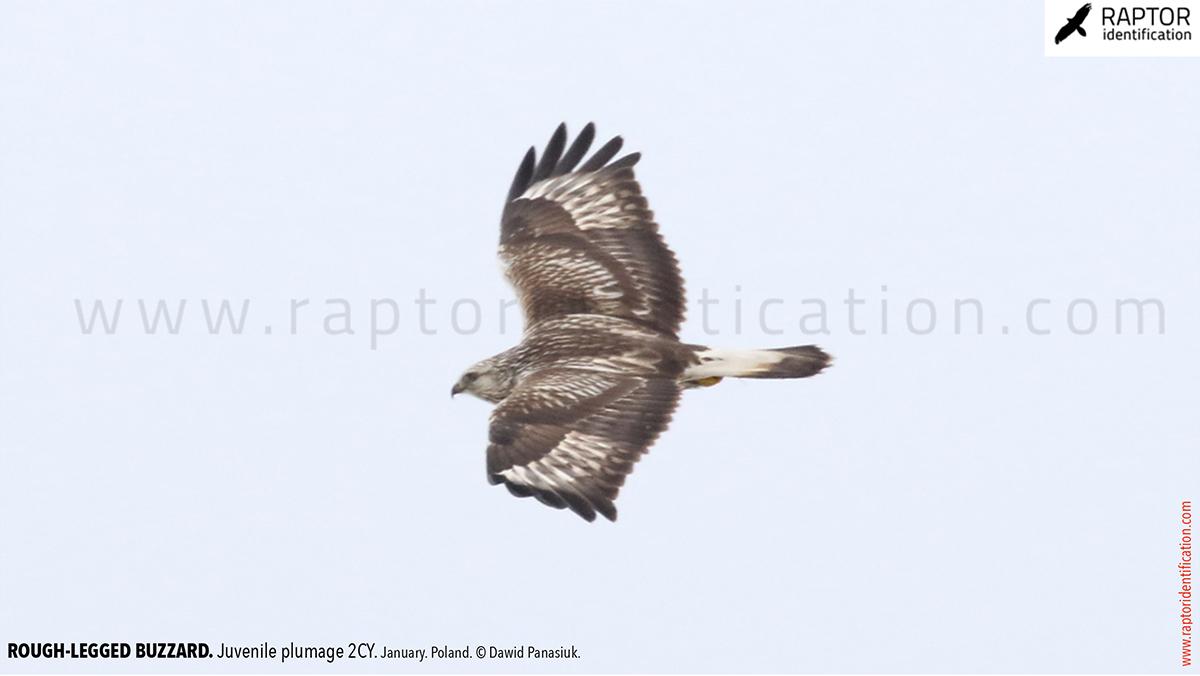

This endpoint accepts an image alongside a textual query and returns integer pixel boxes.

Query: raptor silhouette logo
[1056,3,1092,43]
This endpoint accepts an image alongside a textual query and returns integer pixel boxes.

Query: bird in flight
[1055,3,1091,44]
[452,123,832,521]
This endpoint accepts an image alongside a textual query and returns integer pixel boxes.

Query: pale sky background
[1,1,1198,673]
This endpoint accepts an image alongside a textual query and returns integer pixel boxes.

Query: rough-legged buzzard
[453,124,831,521]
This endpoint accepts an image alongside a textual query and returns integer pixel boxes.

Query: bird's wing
[1074,3,1092,22]
[486,368,680,522]
[1055,22,1074,43]
[499,123,685,338]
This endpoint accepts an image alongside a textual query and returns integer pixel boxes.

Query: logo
[1045,0,1199,55]
[1055,3,1092,43]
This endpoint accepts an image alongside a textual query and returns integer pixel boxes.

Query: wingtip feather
[506,147,536,202]
[531,124,567,184]
[579,135,624,172]
[553,122,596,177]
[608,152,641,170]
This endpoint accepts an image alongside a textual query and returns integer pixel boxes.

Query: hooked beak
[451,382,464,398]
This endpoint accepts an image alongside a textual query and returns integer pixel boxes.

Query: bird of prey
[1055,3,1091,44]
[452,123,832,521]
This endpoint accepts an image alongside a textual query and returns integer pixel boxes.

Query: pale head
[451,356,517,403]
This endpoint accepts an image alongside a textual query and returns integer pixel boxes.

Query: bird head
[451,357,514,403]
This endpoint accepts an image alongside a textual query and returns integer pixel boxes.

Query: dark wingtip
[531,123,567,185]
[579,135,624,172]
[608,152,641,170]
[553,122,596,177]
[495,477,607,522]
[507,124,638,203]
[507,147,536,202]
[596,500,617,522]
[558,489,598,522]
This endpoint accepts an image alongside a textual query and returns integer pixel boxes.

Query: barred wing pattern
[499,123,685,338]
[486,368,680,522]
[457,124,832,521]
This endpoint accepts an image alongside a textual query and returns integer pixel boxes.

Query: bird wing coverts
[486,368,680,522]
[499,123,686,338]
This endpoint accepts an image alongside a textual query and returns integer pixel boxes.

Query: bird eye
[465,372,479,382]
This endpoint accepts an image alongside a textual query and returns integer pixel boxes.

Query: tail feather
[682,345,832,385]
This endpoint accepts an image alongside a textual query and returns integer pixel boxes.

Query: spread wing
[486,368,680,522]
[499,123,685,338]
[1055,22,1075,43]
[1073,3,1091,22]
